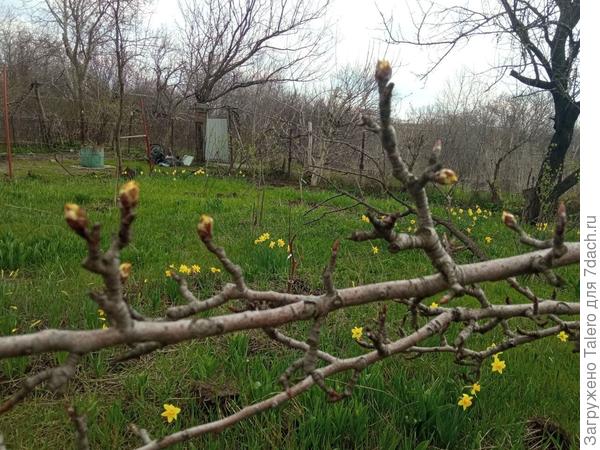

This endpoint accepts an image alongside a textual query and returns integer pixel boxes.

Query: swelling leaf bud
[502,211,517,229]
[119,262,132,281]
[197,214,214,240]
[332,239,340,253]
[433,168,458,185]
[375,60,392,84]
[119,181,140,208]
[64,203,88,234]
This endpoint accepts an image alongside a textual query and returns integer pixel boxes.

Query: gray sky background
[150,0,516,115]
[5,0,532,116]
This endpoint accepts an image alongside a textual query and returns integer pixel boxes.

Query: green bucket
[80,147,104,168]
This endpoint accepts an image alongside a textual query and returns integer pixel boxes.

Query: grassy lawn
[0,158,579,449]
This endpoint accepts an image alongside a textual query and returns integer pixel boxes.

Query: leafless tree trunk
[179,0,331,132]
[44,0,110,144]
[382,0,579,222]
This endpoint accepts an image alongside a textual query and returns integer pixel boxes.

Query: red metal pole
[3,66,13,180]
[140,98,153,172]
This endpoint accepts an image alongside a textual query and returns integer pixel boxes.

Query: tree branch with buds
[0,62,579,449]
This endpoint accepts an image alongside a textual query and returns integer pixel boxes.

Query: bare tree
[482,93,552,204]
[178,0,331,162]
[308,63,377,186]
[382,0,579,222]
[109,0,149,173]
[43,0,111,144]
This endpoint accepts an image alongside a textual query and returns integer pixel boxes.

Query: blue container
[80,147,104,168]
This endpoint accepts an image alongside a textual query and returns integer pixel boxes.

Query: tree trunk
[77,83,87,144]
[522,95,579,223]
[32,82,52,148]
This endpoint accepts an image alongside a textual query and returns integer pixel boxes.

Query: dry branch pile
[0,62,579,449]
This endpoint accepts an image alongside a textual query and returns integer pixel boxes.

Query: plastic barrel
[79,147,104,168]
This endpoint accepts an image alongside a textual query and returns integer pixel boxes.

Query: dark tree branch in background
[381,0,580,222]
[179,0,331,104]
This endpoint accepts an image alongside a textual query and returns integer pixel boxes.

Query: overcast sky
[151,0,514,115]
[5,0,525,116]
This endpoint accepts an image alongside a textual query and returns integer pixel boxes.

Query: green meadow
[0,158,579,449]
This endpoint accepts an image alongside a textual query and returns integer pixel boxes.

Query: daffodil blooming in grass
[191,264,201,274]
[371,246,379,254]
[491,355,506,374]
[161,404,181,423]
[254,232,271,244]
[351,326,363,340]
[179,264,191,275]
[484,236,492,244]
[470,382,481,395]
[210,267,221,273]
[557,331,569,342]
[458,393,473,410]
[361,214,370,223]
[430,302,439,309]
[254,233,287,249]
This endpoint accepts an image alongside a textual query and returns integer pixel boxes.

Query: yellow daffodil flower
[470,382,481,395]
[371,246,379,255]
[491,355,506,374]
[458,393,473,410]
[210,267,221,273]
[161,403,181,423]
[351,326,363,340]
[557,331,569,342]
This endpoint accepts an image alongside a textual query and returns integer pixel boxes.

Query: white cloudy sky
[6,0,521,115]
[151,0,513,114]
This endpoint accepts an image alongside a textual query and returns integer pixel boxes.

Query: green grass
[0,159,579,449]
